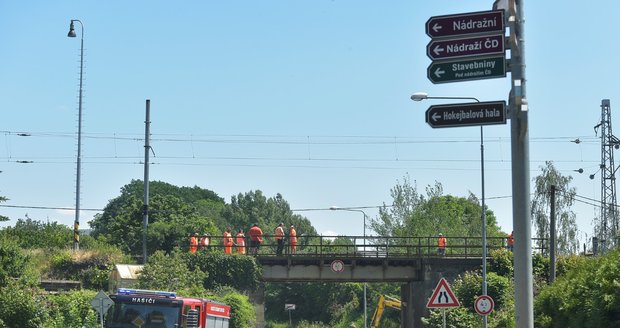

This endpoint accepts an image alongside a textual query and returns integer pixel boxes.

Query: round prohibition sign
[474,295,494,316]
[330,260,345,273]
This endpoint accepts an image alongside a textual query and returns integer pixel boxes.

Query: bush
[220,290,256,328]
[44,290,98,328]
[48,248,126,290]
[453,271,512,313]
[186,252,261,291]
[489,248,513,278]
[534,250,620,327]
[0,282,46,328]
[0,235,38,287]
[138,248,206,291]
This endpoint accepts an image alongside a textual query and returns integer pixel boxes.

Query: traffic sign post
[427,278,460,308]
[427,56,506,84]
[91,290,114,328]
[475,295,495,316]
[425,101,506,128]
[426,34,504,61]
[285,304,296,325]
[426,10,504,38]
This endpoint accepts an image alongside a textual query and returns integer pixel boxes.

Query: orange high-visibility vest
[289,228,297,244]
[236,233,246,254]
[189,236,198,254]
[275,226,284,240]
[438,237,447,248]
[223,232,234,246]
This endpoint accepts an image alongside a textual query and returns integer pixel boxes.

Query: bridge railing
[200,234,548,259]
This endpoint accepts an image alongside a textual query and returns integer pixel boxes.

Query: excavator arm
[370,295,401,328]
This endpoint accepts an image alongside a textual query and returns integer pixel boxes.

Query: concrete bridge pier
[249,282,266,328]
[401,268,445,327]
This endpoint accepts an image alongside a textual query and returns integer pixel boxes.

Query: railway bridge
[248,235,535,328]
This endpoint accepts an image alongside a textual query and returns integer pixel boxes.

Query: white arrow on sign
[431,112,441,122]
[433,45,445,56]
[432,22,442,33]
[433,68,445,78]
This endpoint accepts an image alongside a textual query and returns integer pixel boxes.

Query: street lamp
[329,206,368,328]
[411,92,489,327]
[67,19,84,251]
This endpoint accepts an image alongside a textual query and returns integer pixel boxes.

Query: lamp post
[329,206,368,328]
[411,92,489,327]
[67,19,84,251]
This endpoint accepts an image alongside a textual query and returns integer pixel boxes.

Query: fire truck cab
[106,288,230,328]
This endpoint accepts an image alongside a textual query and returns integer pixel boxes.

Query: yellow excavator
[370,295,401,328]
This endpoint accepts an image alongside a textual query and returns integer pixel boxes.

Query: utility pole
[550,185,556,282]
[143,99,151,264]
[507,0,534,326]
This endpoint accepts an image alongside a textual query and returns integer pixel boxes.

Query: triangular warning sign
[426,278,460,308]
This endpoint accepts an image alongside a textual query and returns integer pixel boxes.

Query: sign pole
[442,309,446,328]
[507,0,534,326]
[99,299,104,328]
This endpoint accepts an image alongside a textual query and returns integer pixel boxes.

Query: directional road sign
[427,55,505,84]
[427,278,460,308]
[425,101,506,128]
[426,34,504,61]
[426,10,505,38]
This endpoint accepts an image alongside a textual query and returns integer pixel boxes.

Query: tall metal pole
[550,185,556,282]
[509,0,534,326]
[480,125,488,328]
[143,100,151,264]
[68,19,84,252]
[411,94,488,327]
[329,207,367,328]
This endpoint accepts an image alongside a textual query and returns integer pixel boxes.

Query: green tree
[221,190,316,237]
[531,161,579,255]
[534,249,620,327]
[0,217,72,249]
[0,195,8,222]
[371,174,422,238]
[265,282,361,325]
[372,177,503,242]
[90,180,223,255]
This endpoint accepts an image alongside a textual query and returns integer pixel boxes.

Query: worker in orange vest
[275,223,285,255]
[236,229,246,255]
[223,228,234,254]
[248,223,263,255]
[289,225,297,255]
[189,233,199,254]
[507,231,514,252]
[437,233,447,256]
[199,233,210,251]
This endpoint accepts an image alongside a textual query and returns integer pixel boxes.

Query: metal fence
[195,234,547,259]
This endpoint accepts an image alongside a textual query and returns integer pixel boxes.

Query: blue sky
[0,1,615,244]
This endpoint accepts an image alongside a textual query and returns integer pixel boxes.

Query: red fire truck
[106,288,231,328]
